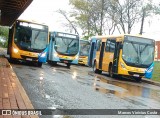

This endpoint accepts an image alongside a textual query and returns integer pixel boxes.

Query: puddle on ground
[30,67,37,70]
[48,104,64,109]
[25,74,33,78]
[45,94,51,99]
[90,75,160,107]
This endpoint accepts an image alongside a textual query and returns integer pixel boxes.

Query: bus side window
[96,39,101,51]
[110,40,116,52]
[106,39,110,52]
[106,39,116,52]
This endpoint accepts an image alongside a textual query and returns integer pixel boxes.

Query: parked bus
[92,34,155,82]
[48,31,79,68]
[78,39,90,65]
[7,20,49,67]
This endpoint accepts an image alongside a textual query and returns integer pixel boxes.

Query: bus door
[99,42,105,70]
[112,40,121,74]
[88,41,95,67]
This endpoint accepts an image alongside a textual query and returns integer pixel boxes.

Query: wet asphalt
[11,62,160,118]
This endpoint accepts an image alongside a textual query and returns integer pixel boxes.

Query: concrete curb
[89,71,160,87]
[141,78,160,86]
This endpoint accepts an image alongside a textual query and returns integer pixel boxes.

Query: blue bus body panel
[145,63,154,79]
[88,38,97,67]
[38,46,49,63]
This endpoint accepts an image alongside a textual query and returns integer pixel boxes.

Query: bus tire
[67,63,71,69]
[9,57,18,64]
[48,60,51,65]
[109,64,114,78]
[37,62,42,67]
[93,61,102,74]
[52,61,57,65]
[135,77,142,82]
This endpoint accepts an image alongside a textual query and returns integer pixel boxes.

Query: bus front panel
[10,20,49,63]
[48,32,79,65]
[118,35,155,78]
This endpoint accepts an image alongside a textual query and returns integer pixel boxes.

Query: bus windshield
[122,36,155,68]
[80,40,90,56]
[14,21,48,52]
[54,37,79,55]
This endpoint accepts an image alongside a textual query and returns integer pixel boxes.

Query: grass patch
[152,61,160,82]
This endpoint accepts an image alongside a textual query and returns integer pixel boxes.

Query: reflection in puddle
[48,104,64,109]
[25,74,33,78]
[38,76,52,99]
[45,94,51,99]
[92,76,160,107]
[40,77,43,80]
[52,115,64,118]
[72,71,77,80]
[30,68,36,70]
[52,68,56,72]
[48,105,65,118]
[39,76,45,98]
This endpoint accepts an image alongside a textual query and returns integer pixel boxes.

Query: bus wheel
[93,62,102,74]
[135,77,142,82]
[67,63,71,69]
[9,58,18,64]
[48,60,51,65]
[52,62,57,65]
[37,62,42,67]
[109,65,114,78]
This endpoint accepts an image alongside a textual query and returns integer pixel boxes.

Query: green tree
[69,0,108,37]
[0,26,9,48]
[67,0,156,37]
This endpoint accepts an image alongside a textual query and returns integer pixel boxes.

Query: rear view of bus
[78,39,90,65]
[7,20,49,67]
[48,32,79,68]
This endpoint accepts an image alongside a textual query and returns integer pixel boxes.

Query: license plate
[133,74,139,77]
[64,61,68,63]
[26,58,32,61]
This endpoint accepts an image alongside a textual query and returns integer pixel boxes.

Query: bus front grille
[128,71,145,76]
[21,55,38,61]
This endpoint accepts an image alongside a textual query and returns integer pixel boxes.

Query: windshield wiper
[139,44,148,54]
[34,30,41,43]
[129,41,142,64]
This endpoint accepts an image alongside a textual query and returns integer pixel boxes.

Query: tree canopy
[58,0,159,39]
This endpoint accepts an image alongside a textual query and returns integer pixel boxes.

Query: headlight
[54,53,58,57]
[13,47,18,53]
[41,52,46,57]
[75,55,79,59]
[120,62,126,69]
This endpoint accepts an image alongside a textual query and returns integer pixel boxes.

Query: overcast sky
[19,0,160,40]
[19,0,70,32]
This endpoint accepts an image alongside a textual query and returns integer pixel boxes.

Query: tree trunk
[139,8,145,35]
[100,0,104,35]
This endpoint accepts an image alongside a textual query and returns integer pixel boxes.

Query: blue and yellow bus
[78,39,90,65]
[7,20,49,67]
[48,31,79,68]
[91,34,155,82]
